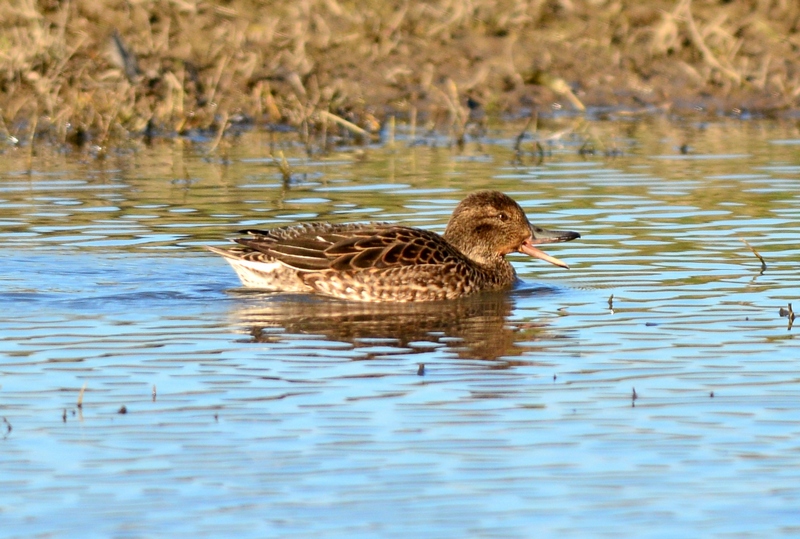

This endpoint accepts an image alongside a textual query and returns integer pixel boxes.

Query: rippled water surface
[2,117,799,537]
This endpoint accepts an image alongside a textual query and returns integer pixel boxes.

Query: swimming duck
[206,190,580,302]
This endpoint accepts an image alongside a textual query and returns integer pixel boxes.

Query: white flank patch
[225,259,291,289]
[230,259,283,273]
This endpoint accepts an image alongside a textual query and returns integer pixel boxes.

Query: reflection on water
[1,117,800,538]
[232,287,566,362]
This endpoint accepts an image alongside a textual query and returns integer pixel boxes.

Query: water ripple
[1,120,799,537]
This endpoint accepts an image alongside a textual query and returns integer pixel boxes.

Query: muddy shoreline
[3,0,800,149]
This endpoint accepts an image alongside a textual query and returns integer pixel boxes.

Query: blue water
[1,118,799,537]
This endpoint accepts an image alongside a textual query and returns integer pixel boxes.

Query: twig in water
[535,141,545,160]
[26,111,38,174]
[409,106,417,145]
[779,303,795,331]
[96,100,124,158]
[207,111,229,154]
[433,80,468,147]
[77,383,87,409]
[514,111,537,154]
[387,115,395,148]
[740,238,766,272]
[275,151,292,183]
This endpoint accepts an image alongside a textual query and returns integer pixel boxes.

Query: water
[1,117,799,537]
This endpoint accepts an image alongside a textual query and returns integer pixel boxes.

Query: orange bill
[519,226,580,269]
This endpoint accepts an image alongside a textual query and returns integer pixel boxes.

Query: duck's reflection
[227,286,571,363]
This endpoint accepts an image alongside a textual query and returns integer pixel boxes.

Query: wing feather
[231,222,468,273]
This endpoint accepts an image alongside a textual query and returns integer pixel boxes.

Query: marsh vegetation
[2,0,800,150]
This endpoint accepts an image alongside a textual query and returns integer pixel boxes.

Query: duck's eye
[496,212,508,222]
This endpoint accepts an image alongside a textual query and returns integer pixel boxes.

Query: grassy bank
[2,0,800,149]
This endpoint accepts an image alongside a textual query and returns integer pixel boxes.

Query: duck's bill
[529,226,581,245]
[519,241,570,269]
[520,227,580,269]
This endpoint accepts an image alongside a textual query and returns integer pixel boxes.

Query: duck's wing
[235,223,465,272]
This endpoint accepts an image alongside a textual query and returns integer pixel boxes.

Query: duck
[206,190,580,302]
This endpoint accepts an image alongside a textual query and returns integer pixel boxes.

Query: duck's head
[443,190,580,268]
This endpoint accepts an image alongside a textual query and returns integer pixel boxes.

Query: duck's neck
[444,231,518,286]
[473,256,518,290]
[488,258,517,288]
[443,230,497,267]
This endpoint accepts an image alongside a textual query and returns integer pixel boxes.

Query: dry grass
[2,0,800,149]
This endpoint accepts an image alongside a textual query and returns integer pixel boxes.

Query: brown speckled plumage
[206,190,580,302]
